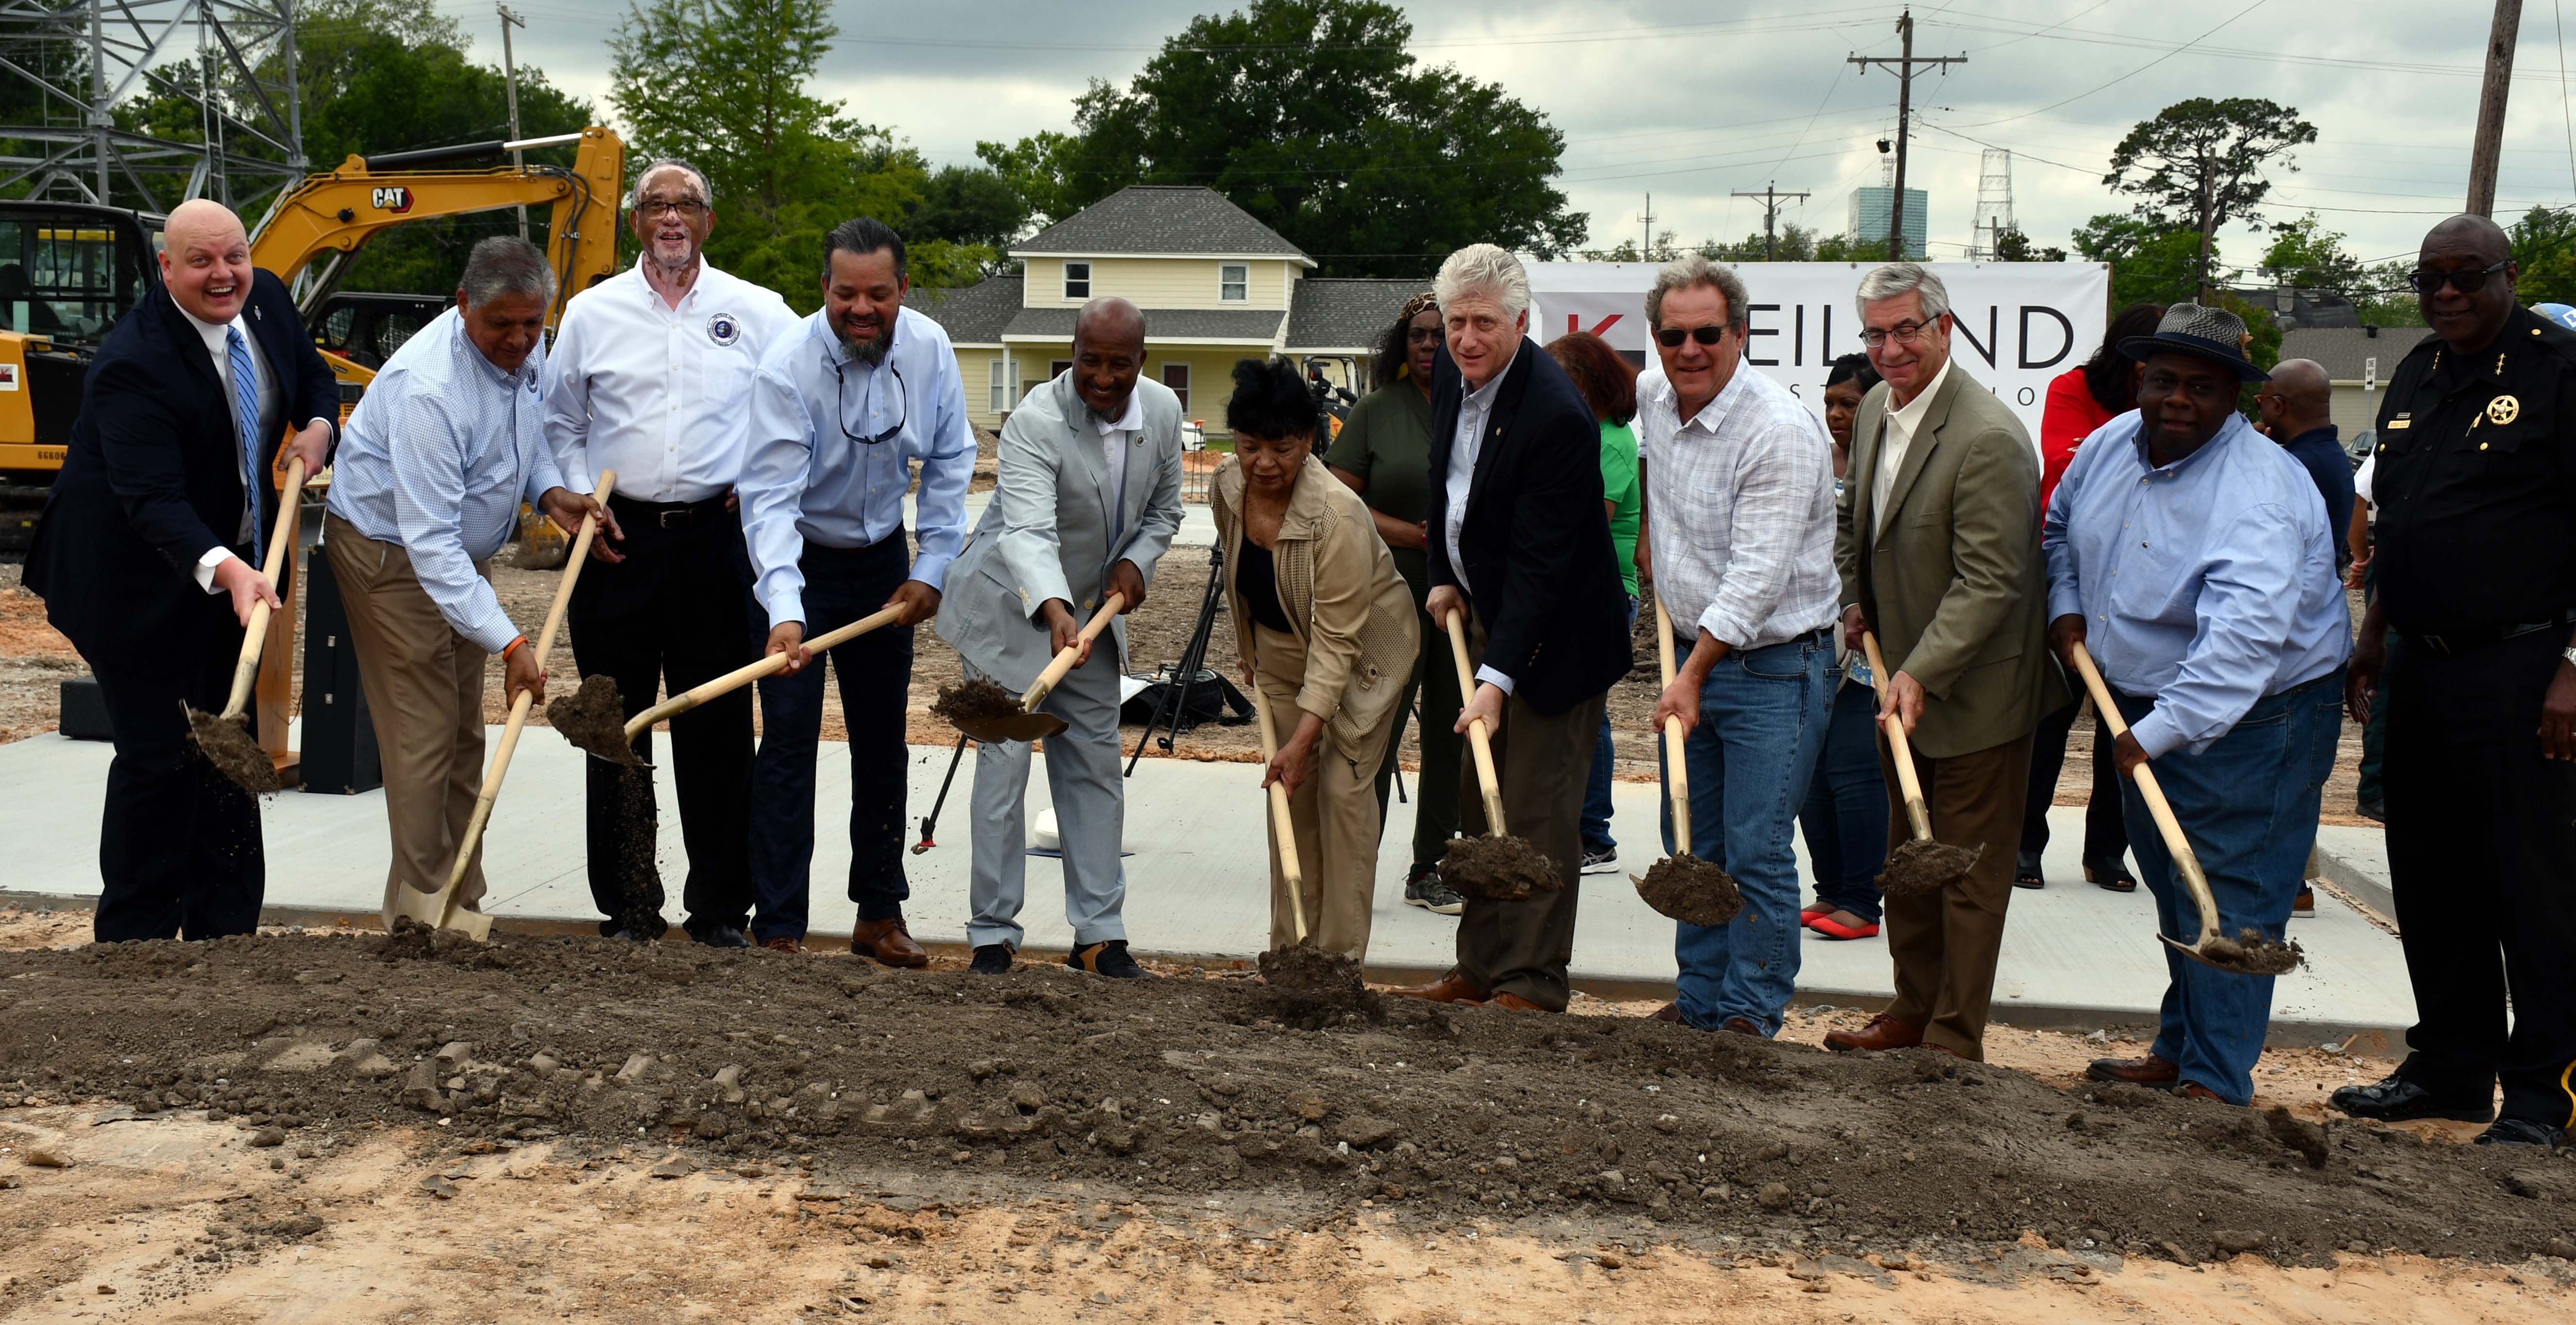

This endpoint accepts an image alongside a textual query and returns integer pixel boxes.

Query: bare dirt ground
[0,904,2568,1325]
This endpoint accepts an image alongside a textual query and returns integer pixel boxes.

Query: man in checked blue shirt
[2043,303,2350,1107]
[323,238,604,928]
[737,217,974,962]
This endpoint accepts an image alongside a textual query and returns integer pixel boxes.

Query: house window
[1220,263,1248,302]
[1163,363,1190,412]
[1064,261,1090,300]
[987,357,1007,413]
[1051,359,1072,381]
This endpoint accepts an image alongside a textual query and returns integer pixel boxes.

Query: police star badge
[707,312,742,347]
[2488,394,2521,426]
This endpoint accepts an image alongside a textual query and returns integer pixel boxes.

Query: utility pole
[1641,192,1655,259]
[2467,0,2524,216]
[1849,8,1964,260]
[498,3,528,239]
[1731,182,1812,260]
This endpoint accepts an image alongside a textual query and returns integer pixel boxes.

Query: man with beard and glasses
[543,158,798,947]
[737,217,974,962]
[933,297,1186,978]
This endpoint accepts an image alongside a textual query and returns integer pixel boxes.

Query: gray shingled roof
[1015,186,1310,262]
[911,273,1023,346]
[2280,325,2436,383]
[1285,277,1428,352]
[1001,306,1286,344]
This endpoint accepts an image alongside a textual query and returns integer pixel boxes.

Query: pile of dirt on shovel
[187,708,279,795]
[1440,834,1560,900]
[1632,855,1743,926]
[1877,839,1982,896]
[4,931,2569,1274]
[548,675,641,766]
[930,678,1023,727]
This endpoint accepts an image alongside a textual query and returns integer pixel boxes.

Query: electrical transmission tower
[0,0,305,217]
[1968,148,2014,259]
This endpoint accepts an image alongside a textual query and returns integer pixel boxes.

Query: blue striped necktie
[226,324,262,540]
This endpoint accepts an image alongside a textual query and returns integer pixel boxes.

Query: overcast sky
[432,0,2572,273]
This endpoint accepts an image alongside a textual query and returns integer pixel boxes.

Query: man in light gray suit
[933,298,1185,978]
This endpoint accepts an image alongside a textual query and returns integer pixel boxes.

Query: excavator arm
[251,126,626,326]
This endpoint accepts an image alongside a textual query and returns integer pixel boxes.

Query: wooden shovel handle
[216,457,307,720]
[1860,631,1935,843]
[624,603,905,741]
[1654,597,1690,859]
[435,472,617,914]
[2067,642,2224,941]
[1021,591,1126,712]
[1250,681,1306,944]
[1443,609,1508,838]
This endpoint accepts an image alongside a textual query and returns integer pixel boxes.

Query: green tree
[980,0,1584,277]
[2507,205,2576,309]
[1990,226,2066,263]
[2072,213,2208,309]
[2103,97,2315,299]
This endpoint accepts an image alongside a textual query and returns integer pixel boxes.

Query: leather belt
[608,493,730,531]
[2403,610,2576,659]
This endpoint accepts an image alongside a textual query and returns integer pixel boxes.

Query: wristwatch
[2563,646,2576,671]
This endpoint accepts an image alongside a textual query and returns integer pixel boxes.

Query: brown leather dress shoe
[2177,1082,2226,1102]
[1394,970,1487,1004]
[1719,1017,1766,1037]
[1823,1013,1922,1053]
[763,936,802,955]
[2085,1053,2180,1086]
[1649,1002,1685,1024]
[850,917,929,968]
[1489,991,1551,1012]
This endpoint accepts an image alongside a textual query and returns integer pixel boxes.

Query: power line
[1946,0,2271,129]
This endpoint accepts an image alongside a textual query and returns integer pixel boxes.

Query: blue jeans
[2114,669,2344,1104]
[1580,596,1641,853]
[1661,631,1834,1035]
[1798,677,1888,924]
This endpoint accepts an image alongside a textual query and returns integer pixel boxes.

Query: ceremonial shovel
[555,603,907,765]
[398,472,616,941]
[186,457,306,795]
[1860,631,1982,896]
[936,592,1126,745]
[1249,680,1308,946]
[1433,609,1556,900]
[1628,597,1743,926]
[2068,642,2303,977]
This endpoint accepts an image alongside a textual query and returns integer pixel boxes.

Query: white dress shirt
[1443,342,1517,692]
[542,258,800,504]
[1870,353,1954,536]
[1636,365,1840,650]
[1096,387,1142,544]
[171,293,280,591]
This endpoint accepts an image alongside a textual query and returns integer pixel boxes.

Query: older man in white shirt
[738,217,974,962]
[1635,255,1842,1038]
[324,237,601,928]
[543,158,798,948]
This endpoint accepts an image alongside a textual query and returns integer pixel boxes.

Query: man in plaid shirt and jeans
[1636,255,1843,1037]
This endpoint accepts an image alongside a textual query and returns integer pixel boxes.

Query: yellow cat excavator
[4,127,624,781]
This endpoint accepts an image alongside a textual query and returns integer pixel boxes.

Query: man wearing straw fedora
[1825,262,2061,1061]
[2042,301,2348,1105]
[322,237,604,930]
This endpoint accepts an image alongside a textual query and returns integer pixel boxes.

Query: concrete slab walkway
[0,726,2414,1048]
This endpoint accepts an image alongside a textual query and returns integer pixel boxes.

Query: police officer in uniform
[2336,213,2576,1147]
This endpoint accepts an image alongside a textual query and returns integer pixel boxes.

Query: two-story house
[918,185,1421,435]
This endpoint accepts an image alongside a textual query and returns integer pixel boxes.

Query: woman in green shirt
[1325,292,1465,916]
[1544,332,1643,874]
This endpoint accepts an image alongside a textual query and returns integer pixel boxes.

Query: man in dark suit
[1396,243,1631,1012]
[24,199,340,942]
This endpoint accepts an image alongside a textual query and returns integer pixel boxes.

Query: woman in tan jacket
[1212,357,1421,961]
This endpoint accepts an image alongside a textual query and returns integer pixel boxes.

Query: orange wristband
[501,635,529,662]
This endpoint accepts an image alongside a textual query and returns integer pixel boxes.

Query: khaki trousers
[324,514,492,925]
[1453,616,1603,1012]
[1877,731,2033,1059]
[1253,624,1398,961]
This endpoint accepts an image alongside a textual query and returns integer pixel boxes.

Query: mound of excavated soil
[186,707,278,796]
[1441,834,1560,901]
[1632,855,1744,926]
[549,675,640,766]
[2,933,2565,1272]
[931,679,1023,727]
[1878,839,1981,897]
[1256,942,1367,997]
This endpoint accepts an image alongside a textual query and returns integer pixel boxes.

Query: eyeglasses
[2406,259,2510,296]
[1655,324,1730,347]
[832,360,907,446]
[1858,320,1935,350]
[636,197,709,219]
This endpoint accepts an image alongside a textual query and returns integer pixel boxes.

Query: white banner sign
[1527,261,2114,441]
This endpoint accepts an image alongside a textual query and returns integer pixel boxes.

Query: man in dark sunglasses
[2336,213,2576,1148]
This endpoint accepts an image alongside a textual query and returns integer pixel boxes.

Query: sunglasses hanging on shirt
[830,359,907,445]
